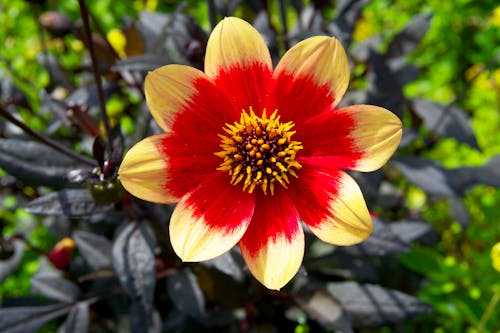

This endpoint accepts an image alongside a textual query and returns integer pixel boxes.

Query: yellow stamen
[215,108,302,195]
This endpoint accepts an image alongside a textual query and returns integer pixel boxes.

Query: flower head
[119,17,402,289]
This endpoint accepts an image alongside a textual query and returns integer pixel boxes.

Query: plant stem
[477,288,500,333]
[0,105,96,167]
[77,0,113,154]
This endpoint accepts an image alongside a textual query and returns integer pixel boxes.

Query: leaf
[202,249,244,282]
[393,156,457,197]
[386,14,432,59]
[60,302,89,333]
[398,246,442,277]
[111,54,167,73]
[328,282,432,327]
[366,51,405,117]
[0,303,72,333]
[25,189,112,217]
[40,90,71,126]
[112,223,156,326]
[167,268,206,321]
[412,98,479,150]
[66,83,116,109]
[129,300,162,333]
[0,240,25,283]
[329,0,371,47]
[0,139,78,188]
[73,231,113,270]
[473,154,500,187]
[338,219,411,257]
[295,290,353,333]
[31,274,81,303]
[388,220,433,244]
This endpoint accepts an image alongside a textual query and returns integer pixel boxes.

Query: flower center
[215,108,303,195]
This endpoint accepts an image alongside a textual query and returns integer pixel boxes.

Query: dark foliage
[0,0,497,332]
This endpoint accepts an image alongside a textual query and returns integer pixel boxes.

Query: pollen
[215,107,303,195]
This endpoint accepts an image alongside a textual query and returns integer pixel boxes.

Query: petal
[289,167,372,246]
[299,105,402,172]
[145,64,235,132]
[266,36,349,125]
[119,134,178,203]
[239,192,304,290]
[170,172,255,262]
[205,17,273,112]
[120,132,221,202]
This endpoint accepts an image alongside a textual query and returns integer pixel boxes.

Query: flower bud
[48,237,75,270]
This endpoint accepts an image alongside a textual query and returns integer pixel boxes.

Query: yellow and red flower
[119,17,402,289]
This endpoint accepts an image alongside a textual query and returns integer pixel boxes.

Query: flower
[119,17,402,289]
[492,242,500,273]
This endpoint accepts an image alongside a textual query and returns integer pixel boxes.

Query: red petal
[170,172,255,261]
[205,17,273,113]
[266,71,334,129]
[153,76,243,197]
[298,105,402,172]
[145,65,237,132]
[265,37,349,127]
[239,191,304,290]
[289,166,372,246]
[297,108,360,170]
[213,63,272,115]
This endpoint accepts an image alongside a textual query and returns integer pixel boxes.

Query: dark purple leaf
[351,35,383,62]
[112,223,156,325]
[386,14,432,59]
[338,219,410,257]
[167,268,206,321]
[0,303,72,333]
[0,76,29,108]
[366,51,404,117]
[40,91,71,126]
[0,240,25,283]
[129,300,162,333]
[392,156,457,197]
[0,139,79,188]
[388,220,433,244]
[412,98,479,150]
[400,128,418,147]
[73,231,113,270]
[202,249,244,282]
[329,0,371,47]
[389,59,420,85]
[111,54,168,73]
[25,189,112,217]
[66,83,116,109]
[328,282,432,327]
[60,302,89,333]
[474,154,500,187]
[31,274,81,303]
[295,290,353,333]
[214,0,242,16]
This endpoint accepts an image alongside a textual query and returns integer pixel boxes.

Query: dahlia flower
[119,17,402,289]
